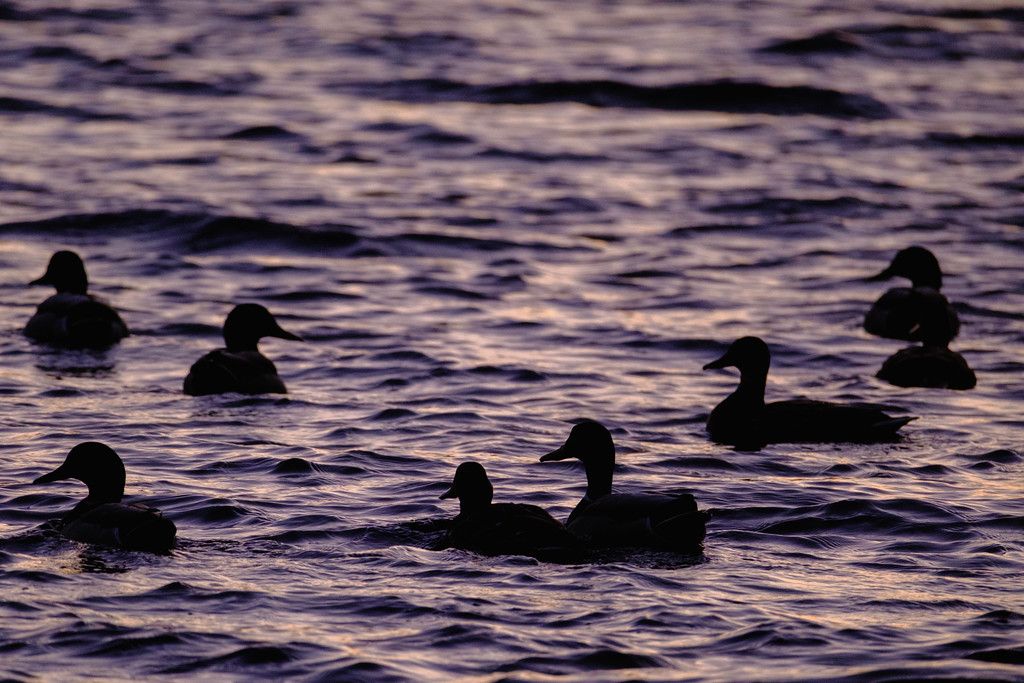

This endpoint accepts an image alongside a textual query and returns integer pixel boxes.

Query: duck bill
[28,274,52,287]
[865,265,895,283]
[270,324,303,342]
[703,353,732,371]
[439,484,458,500]
[34,463,72,485]
[540,445,573,462]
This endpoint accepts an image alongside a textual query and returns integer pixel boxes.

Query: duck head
[540,420,615,499]
[704,336,771,378]
[867,246,943,290]
[30,250,89,294]
[440,461,493,516]
[223,303,303,352]
[34,442,126,504]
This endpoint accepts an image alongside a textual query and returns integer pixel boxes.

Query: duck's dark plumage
[439,461,579,557]
[704,337,914,448]
[24,251,129,348]
[183,303,302,396]
[876,291,976,390]
[540,421,708,550]
[33,442,175,553]
[864,246,959,341]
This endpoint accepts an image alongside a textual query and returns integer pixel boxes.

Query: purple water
[1,0,1022,679]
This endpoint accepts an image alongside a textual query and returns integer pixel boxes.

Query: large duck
[704,336,914,448]
[439,461,579,558]
[33,442,176,552]
[24,250,129,348]
[864,246,959,341]
[184,303,303,396]
[540,421,707,550]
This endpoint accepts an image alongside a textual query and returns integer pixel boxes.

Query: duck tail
[652,510,709,548]
[872,415,917,437]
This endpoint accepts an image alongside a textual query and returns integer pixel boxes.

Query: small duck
[439,461,579,557]
[33,442,176,552]
[704,336,914,448]
[24,250,129,348]
[877,292,976,390]
[864,246,959,341]
[183,303,303,396]
[540,421,708,550]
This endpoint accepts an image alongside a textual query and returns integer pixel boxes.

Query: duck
[864,246,959,341]
[183,303,303,396]
[24,250,129,348]
[33,442,176,552]
[438,461,580,558]
[876,291,976,390]
[539,421,708,550]
[704,336,914,448]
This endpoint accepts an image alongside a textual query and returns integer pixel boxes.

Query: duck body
[541,421,707,551]
[864,246,959,342]
[877,346,976,390]
[184,349,286,395]
[33,442,176,553]
[864,287,959,342]
[57,498,176,552]
[183,303,302,396]
[705,337,913,448]
[439,462,579,558]
[565,491,708,549]
[25,251,129,348]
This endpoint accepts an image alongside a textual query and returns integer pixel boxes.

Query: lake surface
[1,0,1022,679]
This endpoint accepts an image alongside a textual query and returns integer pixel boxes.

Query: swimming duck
[33,442,176,552]
[864,246,959,341]
[439,461,580,557]
[24,250,129,348]
[183,303,302,396]
[540,421,708,550]
[704,336,914,448]
[876,291,976,390]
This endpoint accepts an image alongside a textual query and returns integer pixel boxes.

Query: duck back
[183,349,286,396]
[25,294,129,348]
[762,399,913,443]
[865,287,959,341]
[877,347,976,390]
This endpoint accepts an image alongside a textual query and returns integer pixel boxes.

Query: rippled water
[1,0,1023,679]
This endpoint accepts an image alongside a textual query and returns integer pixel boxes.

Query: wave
[332,78,893,119]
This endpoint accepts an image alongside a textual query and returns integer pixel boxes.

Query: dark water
[1,0,1022,679]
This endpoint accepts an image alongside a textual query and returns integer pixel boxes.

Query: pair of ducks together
[32,421,708,557]
[24,250,302,396]
[864,246,975,390]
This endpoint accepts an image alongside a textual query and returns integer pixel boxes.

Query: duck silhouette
[25,250,129,348]
[33,442,176,553]
[540,421,707,550]
[439,461,580,558]
[704,336,914,448]
[184,303,303,396]
[877,291,976,390]
[864,246,959,341]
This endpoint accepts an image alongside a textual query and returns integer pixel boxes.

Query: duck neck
[735,367,768,406]
[912,268,942,290]
[583,454,614,500]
